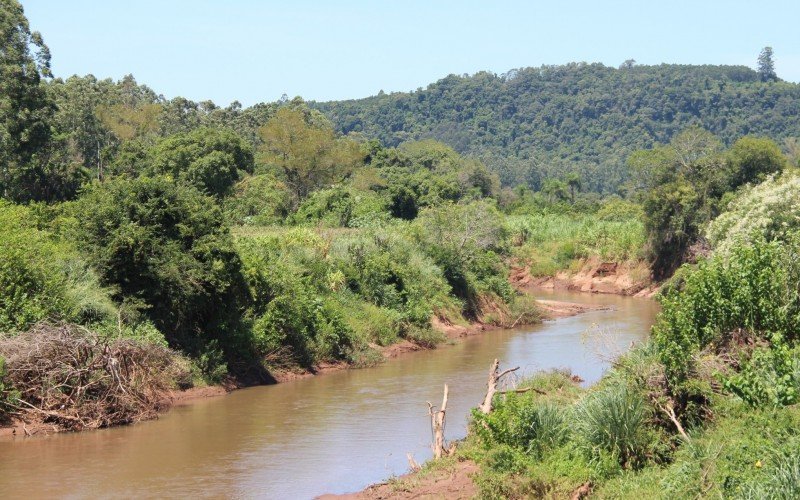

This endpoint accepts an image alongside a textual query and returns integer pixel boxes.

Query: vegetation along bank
[3,9,800,493]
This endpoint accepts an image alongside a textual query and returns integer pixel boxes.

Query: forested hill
[312,63,800,192]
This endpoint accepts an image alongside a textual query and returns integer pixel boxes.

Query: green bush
[290,185,390,228]
[71,176,248,365]
[574,384,654,468]
[0,202,117,333]
[147,127,254,197]
[413,201,512,316]
[328,230,451,325]
[653,239,800,384]
[724,343,800,407]
[475,398,568,458]
[223,174,292,225]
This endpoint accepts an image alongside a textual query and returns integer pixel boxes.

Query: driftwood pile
[0,323,186,431]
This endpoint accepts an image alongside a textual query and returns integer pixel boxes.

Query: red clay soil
[510,258,659,298]
[317,460,480,500]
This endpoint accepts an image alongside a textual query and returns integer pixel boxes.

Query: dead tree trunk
[479,359,520,414]
[428,384,449,459]
[479,359,500,414]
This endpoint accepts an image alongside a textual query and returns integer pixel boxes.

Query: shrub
[148,127,254,197]
[223,174,292,225]
[290,185,390,228]
[413,201,512,316]
[574,384,653,468]
[475,398,568,458]
[723,343,800,407]
[71,177,248,364]
[328,230,451,325]
[653,239,800,385]
[0,201,117,333]
[707,173,800,254]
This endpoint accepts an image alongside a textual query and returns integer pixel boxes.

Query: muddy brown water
[0,291,659,499]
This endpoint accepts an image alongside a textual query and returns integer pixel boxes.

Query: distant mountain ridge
[312,63,800,192]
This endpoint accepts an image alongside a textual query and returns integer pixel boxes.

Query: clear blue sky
[21,0,800,106]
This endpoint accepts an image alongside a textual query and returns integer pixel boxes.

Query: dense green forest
[2,6,800,496]
[313,62,800,192]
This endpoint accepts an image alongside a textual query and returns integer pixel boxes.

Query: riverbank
[0,289,659,498]
[318,458,480,500]
[260,294,613,383]
[511,258,658,298]
[0,295,604,439]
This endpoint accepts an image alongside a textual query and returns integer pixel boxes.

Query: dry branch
[479,359,521,414]
[0,323,188,432]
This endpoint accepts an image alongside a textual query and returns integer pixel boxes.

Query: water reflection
[0,291,658,499]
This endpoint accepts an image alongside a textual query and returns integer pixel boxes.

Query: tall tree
[0,0,55,199]
[258,108,363,207]
[757,46,777,82]
[565,172,582,202]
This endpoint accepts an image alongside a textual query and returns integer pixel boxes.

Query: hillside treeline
[313,62,800,192]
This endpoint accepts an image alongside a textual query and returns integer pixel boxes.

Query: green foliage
[290,184,390,228]
[474,397,568,459]
[574,384,655,468]
[0,0,56,202]
[223,174,292,225]
[236,225,456,366]
[368,140,500,220]
[727,136,787,187]
[147,127,254,197]
[506,211,645,276]
[633,128,788,277]
[70,176,247,362]
[740,452,800,499]
[412,201,511,316]
[314,63,800,193]
[642,179,705,277]
[653,239,800,384]
[0,201,117,332]
[258,107,364,206]
[707,172,800,254]
[723,343,800,407]
[757,46,778,83]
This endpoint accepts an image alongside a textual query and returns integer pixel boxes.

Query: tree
[757,47,777,82]
[0,0,55,200]
[148,127,254,197]
[565,172,582,202]
[541,178,569,203]
[258,108,363,207]
[728,136,787,186]
[72,177,247,359]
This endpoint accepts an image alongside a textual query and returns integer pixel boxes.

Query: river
[0,291,658,499]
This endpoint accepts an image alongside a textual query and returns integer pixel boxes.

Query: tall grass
[506,213,645,276]
[574,384,653,468]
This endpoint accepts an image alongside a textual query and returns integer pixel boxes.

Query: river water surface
[0,291,658,499]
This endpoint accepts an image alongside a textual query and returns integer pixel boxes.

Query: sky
[20,0,800,107]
